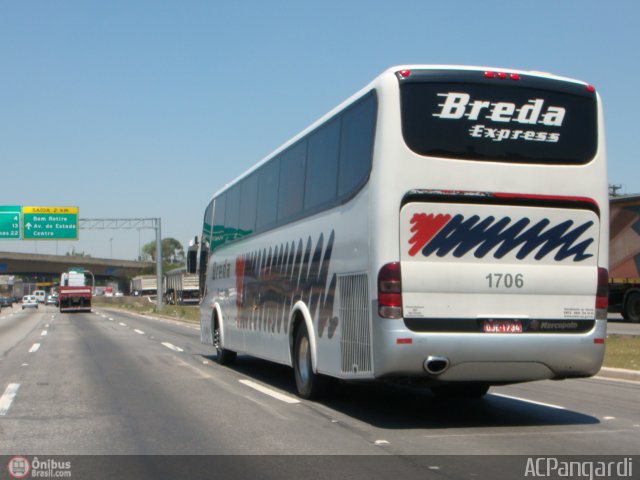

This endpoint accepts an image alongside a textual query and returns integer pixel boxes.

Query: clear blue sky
[1,0,638,260]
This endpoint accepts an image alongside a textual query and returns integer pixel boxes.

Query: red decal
[408,213,451,256]
[235,256,245,309]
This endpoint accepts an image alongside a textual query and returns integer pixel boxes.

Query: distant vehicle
[196,65,608,400]
[609,194,640,322]
[131,275,157,297]
[0,275,15,308]
[33,290,46,304]
[45,294,59,306]
[164,268,199,305]
[115,291,124,297]
[59,271,92,313]
[22,295,38,309]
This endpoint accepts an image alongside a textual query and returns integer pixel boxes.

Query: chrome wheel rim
[297,335,311,385]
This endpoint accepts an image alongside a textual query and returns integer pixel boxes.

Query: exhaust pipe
[424,355,450,375]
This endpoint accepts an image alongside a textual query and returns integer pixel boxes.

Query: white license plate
[483,319,523,333]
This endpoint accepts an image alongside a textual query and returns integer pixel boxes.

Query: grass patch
[92,298,200,323]
[604,335,640,370]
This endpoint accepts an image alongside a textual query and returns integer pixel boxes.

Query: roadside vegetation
[604,335,640,370]
[92,297,199,323]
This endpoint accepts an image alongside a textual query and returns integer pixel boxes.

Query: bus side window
[338,94,376,199]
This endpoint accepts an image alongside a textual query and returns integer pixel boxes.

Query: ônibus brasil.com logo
[7,456,72,478]
[7,457,30,479]
[408,213,594,262]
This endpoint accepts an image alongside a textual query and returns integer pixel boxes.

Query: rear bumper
[372,318,606,383]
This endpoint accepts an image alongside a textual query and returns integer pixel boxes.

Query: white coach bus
[197,65,608,399]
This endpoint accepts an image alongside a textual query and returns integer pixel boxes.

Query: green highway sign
[22,206,79,240]
[0,206,21,239]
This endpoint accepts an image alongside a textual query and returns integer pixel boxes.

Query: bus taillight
[596,267,609,320]
[378,262,402,319]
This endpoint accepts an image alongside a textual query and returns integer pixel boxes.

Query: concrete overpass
[0,251,155,281]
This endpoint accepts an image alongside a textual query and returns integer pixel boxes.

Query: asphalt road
[0,305,638,479]
[607,313,640,335]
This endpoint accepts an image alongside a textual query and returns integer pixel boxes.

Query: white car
[21,295,38,309]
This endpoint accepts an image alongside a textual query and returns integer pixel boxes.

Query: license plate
[483,319,523,333]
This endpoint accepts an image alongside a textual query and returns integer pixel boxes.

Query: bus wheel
[431,383,490,399]
[623,291,640,323]
[293,323,328,399]
[213,320,236,365]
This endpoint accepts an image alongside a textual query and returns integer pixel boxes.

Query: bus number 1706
[485,273,524,289]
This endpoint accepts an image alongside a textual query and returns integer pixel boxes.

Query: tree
[142,238,185,264]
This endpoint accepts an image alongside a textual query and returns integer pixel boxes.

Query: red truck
[59,270,92,313]
[609,194,640,322]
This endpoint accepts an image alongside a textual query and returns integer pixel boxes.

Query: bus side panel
[201,189,372,378]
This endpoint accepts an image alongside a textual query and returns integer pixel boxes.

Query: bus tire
[213,318,236,365]
[431,383,490,399]
[293,322,328,399]
[623,290,640,323]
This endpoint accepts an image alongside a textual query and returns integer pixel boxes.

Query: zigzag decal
[235,231,338,338]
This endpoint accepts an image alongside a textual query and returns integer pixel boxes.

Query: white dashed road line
[118,322,127,327]
[161,342,184,352]
[239,379,300,404]
[0,383,20,416]
[40,330,48,336]
[28,343,41,353]
[134,329,145,335]
[491,393,565,410]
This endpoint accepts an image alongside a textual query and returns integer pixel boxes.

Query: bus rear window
[400,74,598,165]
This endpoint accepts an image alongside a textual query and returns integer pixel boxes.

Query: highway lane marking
[118,322,127,327]
[28,343,41,353]
[161,342,184,352]
[239,379,300,404]
[490,393,565,410]
[108,317,115,322]
[0,383,20,416]
[41,330,48,336]
[45,324,49,328]
[134,329,145,335]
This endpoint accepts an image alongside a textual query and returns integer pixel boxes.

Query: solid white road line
[28,343,41,353]
[0,383,20,416]
[161,342,184,352]
[491,393,565,410]
[239,379,300,404]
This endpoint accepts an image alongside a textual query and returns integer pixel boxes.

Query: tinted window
[239,173,258,234]
[224,185,241,242]
[338,94,376,197]
[305,118,340,211]
[278,141,307,222]
[256,158,280,231]
[211,194,226,251]
[400,78,597,164]
[202,200,214,245]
